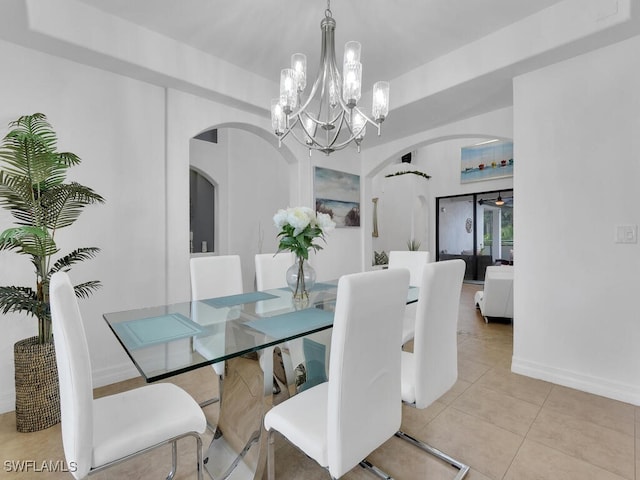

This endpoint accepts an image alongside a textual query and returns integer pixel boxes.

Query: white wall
[0,39,168,411]
[0,40,316,414]
[190,129,290,293]
[512,34,640,405]
[226,128,290,292]
[364,108,514,267]
[165,89,365,301]
[0,34,369,413]
[372,165,430,258]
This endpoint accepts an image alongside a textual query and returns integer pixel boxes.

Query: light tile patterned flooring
[0,283,638,479]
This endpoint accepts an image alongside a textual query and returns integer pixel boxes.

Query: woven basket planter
[14,336,60,432]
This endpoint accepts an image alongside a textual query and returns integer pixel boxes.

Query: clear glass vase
[286,256,316,300]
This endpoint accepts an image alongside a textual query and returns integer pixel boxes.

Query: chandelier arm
[295,109,346,153]
[349,105,382,138]
[288,12,332,120]
[288,127,341,153]
[278,113,301,142]
[296,111,320,147]
[289,72,321,119]
[320,110,345,150]
[288,127,319,149]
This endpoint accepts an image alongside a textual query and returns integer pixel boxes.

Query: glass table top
[104,281,419,382]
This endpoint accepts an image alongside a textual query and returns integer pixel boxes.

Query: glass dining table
[103,280,418,480]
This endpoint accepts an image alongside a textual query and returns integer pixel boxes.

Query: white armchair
[474,265,514,322]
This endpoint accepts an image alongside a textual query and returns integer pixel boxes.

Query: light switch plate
[615,225,638,244]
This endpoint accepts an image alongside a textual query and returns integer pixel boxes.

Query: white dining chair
[254,252,297,386]
[255,252,294,291]
[50,272,206,480]
[189,255,243,408]
[264,268,410,479]
[255,252,330,392]
[396,259,470,479]
[388,250,431,344]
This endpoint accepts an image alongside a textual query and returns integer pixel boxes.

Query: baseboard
[0,362,139,415]
[512,356,640,406]
[0,391,14,415]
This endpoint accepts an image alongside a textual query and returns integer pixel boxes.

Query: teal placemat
[278,282,335,292]
[245,308,334,339]
[203,291,278,308]
[112,313,204,350]
[407,285,419,303]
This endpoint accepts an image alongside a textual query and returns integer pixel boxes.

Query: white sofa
[474,265,514,322]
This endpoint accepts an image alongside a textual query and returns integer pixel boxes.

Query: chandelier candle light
[271,0,389,155]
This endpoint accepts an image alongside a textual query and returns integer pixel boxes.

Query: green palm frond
[0,226,58,258]
[0,286,39,317]
[50,247,101,275]
[0,114,67,187]
[0,113,104,344]
[40,182,105,230]
[73,281,102,299]
[0,172,37,222]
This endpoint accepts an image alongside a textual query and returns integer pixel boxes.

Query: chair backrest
[482,265,514,318]
[254,252,294,291]
[388,250,431,286]
[50,272,94,480]
[189,255,243,301]
[327,268,410,478]
[413,259,465,409]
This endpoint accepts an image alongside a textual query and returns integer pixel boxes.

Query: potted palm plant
[0,113,104,432]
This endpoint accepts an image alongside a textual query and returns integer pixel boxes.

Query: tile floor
[0,283,637,479]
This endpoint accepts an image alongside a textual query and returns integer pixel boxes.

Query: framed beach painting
[313,166,360,227]
[460,139,514,184]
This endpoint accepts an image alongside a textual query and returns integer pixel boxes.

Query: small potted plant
[0,113,105,432]
[407,239,421,251]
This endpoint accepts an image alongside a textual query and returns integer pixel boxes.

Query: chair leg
[166,441,178,480]
[199,397,219,408]
[199,374,224,432]
[395,430,470,480]
[195,434,203,480]
[267,429,276,480]
[359,459,395,479]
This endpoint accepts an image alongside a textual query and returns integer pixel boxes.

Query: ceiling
[4,0,633,149]
[74,0,565,88]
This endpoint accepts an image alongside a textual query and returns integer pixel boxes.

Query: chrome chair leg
[200,374,224,432]
[199,373,224,409]
[166,441,178,480]
[87,432,203,480]
[195,434,203,480]
[267,429,276,480]
[199,398,219,408]
[395,430,470,480]
[359,459,395,479]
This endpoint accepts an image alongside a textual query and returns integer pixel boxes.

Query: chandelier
[270,0,389,155]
